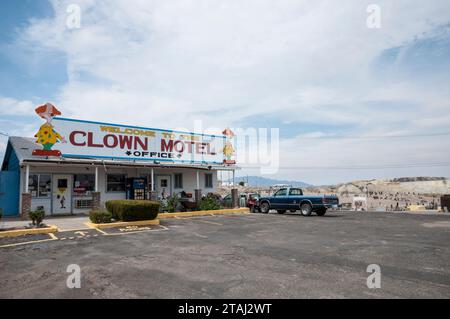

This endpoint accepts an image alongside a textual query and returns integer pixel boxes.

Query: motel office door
[52,175,72,214]
[156,175,171,200]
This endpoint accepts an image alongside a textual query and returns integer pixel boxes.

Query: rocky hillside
[307,178,449,196]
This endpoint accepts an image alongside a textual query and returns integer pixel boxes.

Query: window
[107,174,126,192]
[205,173,213,188]
[73,174,95,196]
[160,179,168,188]
[29,174,51,198]
[174,173,183,189]
[289,188,303,196]
[274,188,287,196]
[57,178,68,189]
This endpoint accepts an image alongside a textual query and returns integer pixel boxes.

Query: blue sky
[0,0,66,100]
[1,0,450,184]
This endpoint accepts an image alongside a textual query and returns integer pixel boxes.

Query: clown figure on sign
[32,103,66,157]
[222,128,236,164]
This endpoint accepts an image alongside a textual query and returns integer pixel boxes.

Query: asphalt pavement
[1,211,449,298]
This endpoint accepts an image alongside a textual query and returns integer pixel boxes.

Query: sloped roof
[7,136,37,162]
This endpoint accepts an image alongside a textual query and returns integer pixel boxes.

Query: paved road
[1,212,449,298]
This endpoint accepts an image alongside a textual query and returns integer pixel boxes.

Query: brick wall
[21,193,31,220]
[195,189,202,205]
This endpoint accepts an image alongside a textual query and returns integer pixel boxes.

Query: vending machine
[126,177,148,200]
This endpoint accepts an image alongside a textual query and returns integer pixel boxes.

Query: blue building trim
[0,141,20,216]
[61,153,224,165]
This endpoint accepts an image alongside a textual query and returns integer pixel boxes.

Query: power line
[298,132,450,140]
[0,131,9,137]
[240,162,450,170]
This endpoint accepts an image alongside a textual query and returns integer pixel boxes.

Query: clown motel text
[68,131,217,155]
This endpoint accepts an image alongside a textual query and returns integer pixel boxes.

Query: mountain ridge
[229,176,313,188]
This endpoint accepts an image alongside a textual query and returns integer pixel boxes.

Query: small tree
[160,196,183,213]
[239,181,245,187]
[29,209,45,228]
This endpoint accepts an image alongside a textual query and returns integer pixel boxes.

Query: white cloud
[0,97,35,116]
[4,0,450,183]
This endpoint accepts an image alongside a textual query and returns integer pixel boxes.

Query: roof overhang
[20,157,239,171]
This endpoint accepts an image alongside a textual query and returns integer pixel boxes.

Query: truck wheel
[277,210,286,214]
[316,208,327,216]
[260,202,270,214]
[251,206,260,213]
[300,203,312,216]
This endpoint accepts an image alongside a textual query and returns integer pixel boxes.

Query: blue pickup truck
[256,187,339,216]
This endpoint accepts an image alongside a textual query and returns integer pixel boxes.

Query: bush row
[197,196,222,211]
[90,200,160,224]
[89,210,112,224]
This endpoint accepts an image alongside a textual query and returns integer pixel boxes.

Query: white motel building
[0,105,237,217]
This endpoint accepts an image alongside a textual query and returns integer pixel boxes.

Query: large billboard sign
[31,104,231,165]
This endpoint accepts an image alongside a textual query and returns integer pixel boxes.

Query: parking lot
[1,211,450,298]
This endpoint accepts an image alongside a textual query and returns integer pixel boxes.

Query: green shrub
[105,201,120,220]
[89,210,112,224]
[105,200,159,221]
[29,209,45,227]
[198,196,222,211]
[160,196,183,213]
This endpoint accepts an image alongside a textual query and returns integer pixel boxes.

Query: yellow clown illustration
[222,128,236,164]
[32,103,66,156]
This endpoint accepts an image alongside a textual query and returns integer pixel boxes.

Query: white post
[95,166,99,192]
[151,168,154,191]
[25,164,30,193]
[196,170,200,189]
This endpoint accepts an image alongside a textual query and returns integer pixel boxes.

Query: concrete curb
[0,225,58,238]
[85,219,160,229]
[159,207,250,219]
[84,208,249,230]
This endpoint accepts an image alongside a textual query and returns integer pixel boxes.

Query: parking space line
[192,232,208,239]
[59,227,92,232]
[198,220,223,226]
[0,237,57,249]
[48,233,58,240]
[1,223,169,248]
[93,228,108,235]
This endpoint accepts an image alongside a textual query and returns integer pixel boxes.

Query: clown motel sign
[44,118,228,164]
